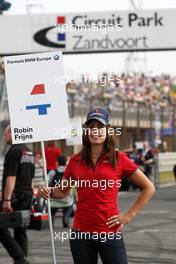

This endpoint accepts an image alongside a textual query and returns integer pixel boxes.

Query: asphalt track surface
[0,184,176,264]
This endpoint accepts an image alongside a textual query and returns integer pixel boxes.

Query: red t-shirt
[44,145,61,170]
[64,151,138,233]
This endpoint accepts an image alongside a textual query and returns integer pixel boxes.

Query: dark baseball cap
[85,108,111,126]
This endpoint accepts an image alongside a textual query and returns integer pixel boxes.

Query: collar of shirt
[73,152,110,163]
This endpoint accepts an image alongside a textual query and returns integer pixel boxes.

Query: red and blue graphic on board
[26,84,51,115]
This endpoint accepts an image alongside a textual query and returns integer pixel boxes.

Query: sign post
[41,141,56,264]
[4,51,71,264]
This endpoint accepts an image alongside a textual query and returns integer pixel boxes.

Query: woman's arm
[107,169,156,228]
[38,177,72,200]
[126,169,155,216]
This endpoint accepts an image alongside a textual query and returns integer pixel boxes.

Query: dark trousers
[0,193,32,261]
[70,230,128,264]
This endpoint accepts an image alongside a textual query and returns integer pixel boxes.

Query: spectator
[132,146,145,172]
[66,72,176,108]
[143,141,154,179]
[0,125,35,264]
[35,141,61,173]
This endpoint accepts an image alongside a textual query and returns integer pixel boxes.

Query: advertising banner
[1,9,176,54]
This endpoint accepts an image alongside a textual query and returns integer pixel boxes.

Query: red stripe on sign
[31,84,45,95]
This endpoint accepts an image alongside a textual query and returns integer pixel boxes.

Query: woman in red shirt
[39,108,155,264]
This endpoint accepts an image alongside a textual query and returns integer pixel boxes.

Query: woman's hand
[38,186,51,200]
[106,213,134,230]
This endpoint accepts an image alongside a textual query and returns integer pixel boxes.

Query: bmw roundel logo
[70,128,77,137]
[54,54,59,60]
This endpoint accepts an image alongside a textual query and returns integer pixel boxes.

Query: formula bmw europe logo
[54,54,60,60]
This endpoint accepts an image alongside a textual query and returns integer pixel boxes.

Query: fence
[0,152,175,193]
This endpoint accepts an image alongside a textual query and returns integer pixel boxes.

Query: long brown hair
[80,124,118,168]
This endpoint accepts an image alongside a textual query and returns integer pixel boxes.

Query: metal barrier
[0,152,175,192]
[158,152,176,172]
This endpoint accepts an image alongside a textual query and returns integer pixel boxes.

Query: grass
[159,171,175,183]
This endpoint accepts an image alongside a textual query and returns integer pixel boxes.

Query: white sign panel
[0,9,176,54]
[4,52,70,144]
[66,117,82,146]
